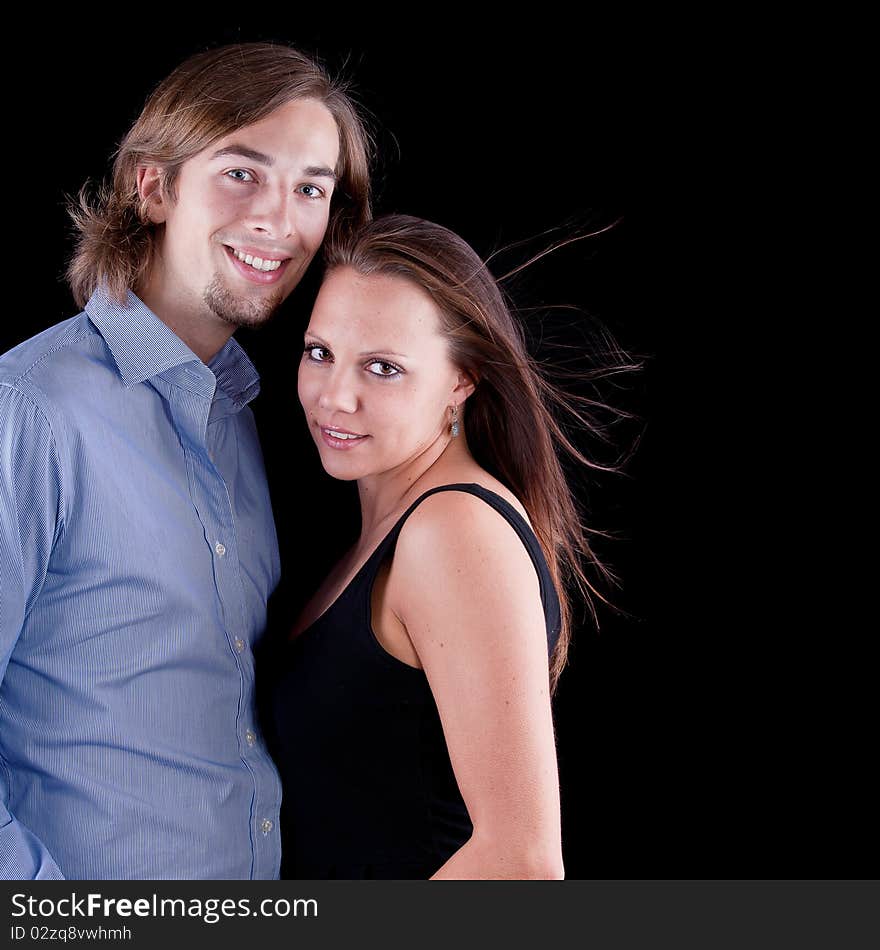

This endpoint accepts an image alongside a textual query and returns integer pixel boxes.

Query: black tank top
[271,483,561,879]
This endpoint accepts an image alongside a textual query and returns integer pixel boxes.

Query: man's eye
[226,169,255,182]
[304,344,332,362]
[298,184,324,199]
[366,361,401,378]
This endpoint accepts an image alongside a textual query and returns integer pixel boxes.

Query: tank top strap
[364,483,561,653]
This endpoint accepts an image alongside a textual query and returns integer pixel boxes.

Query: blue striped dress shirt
[0,287,282,879]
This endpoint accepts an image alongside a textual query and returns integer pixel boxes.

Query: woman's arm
[388,490,565,880]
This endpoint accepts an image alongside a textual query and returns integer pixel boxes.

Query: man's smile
[230,248,283,272]
[223,244,293,284]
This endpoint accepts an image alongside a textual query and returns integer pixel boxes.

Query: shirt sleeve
[0,383,65,879]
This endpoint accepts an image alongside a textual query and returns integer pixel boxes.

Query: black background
[1,19,795,879]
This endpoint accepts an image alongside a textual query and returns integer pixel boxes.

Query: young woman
[271,214,622,879]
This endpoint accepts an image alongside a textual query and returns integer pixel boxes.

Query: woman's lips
[319,426,369,450]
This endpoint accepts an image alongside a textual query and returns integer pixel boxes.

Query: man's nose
[247,185,296,239]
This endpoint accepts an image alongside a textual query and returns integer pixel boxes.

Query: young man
[0,43,371,880]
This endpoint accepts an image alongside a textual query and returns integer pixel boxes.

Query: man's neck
[137,281,234,365]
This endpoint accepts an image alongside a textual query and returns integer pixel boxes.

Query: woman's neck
[356,431,471,539]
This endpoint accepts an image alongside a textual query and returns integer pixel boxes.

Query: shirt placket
[169,366,281,878]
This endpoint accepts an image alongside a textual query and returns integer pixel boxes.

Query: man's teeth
[327,430,362,440]
[231,248,283,272]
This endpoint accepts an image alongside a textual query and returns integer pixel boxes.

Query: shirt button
[215,542,227,557]
[261,819,274,835]
[245,729,257,747]
[234,637,246,653]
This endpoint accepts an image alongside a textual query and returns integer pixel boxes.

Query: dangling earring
[450,404,460,438]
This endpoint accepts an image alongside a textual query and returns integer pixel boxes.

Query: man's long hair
[67,43,373,308]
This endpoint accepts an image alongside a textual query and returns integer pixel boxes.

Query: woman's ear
[136,166,168,224]
[452,369,477,403]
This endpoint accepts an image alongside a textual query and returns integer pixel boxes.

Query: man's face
[143,97,340,331]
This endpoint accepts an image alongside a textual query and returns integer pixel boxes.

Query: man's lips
[223,245,293,285]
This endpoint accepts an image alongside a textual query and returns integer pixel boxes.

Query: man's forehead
[200,99,340,172]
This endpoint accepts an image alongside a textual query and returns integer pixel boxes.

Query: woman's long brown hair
[324,214,636,691]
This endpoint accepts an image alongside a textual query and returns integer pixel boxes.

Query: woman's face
[298,266,467,482]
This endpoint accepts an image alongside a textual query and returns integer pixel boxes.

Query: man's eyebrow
[211,145,274,165]
[305,165,338,182]
[210,146,338,182]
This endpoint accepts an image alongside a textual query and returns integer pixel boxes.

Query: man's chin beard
[203,276,284,330]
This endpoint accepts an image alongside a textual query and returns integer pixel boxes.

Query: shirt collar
[209,338,262,409]
[86,286,261,407]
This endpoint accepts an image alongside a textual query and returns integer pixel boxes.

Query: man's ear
[136,166,167,224]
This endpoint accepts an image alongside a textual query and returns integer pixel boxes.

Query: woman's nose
[317,370,359,414]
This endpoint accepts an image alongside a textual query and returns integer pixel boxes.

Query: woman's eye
[298,184,324,199]
[226,169,255,182]
[366,361,401,378]
[304,344,332,362]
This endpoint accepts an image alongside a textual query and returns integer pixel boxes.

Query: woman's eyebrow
[304,335,407,359]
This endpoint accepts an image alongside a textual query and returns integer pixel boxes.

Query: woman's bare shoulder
[410,465,532,526]
[392,483,539,599]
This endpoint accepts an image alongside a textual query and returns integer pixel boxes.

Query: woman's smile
[319,424,370,449]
